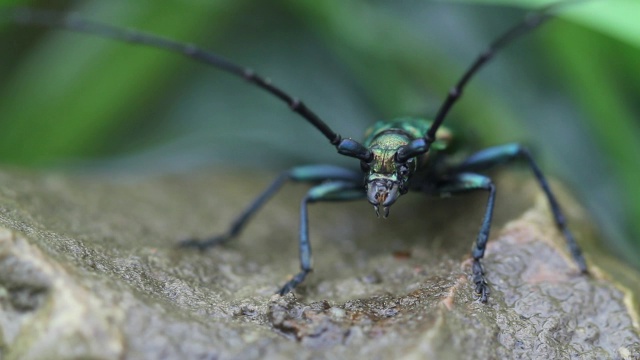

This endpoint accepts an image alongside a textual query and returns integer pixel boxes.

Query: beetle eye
[360,161,371,172]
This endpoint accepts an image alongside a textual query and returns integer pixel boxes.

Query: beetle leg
[434,173,496,303]
[278,180,365,295]
[180,164,361,250]
[454,143,588,274]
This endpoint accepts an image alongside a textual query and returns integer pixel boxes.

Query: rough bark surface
[0,169,638,359]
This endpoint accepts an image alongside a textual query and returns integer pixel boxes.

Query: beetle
[3,2,589,302]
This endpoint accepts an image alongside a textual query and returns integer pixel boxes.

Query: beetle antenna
[396,1,586,163]
[2,7,372,162]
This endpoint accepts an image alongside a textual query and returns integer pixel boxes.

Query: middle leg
[180,164,361,249]
[454,143,587,273]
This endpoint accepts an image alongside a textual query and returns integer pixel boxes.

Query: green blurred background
[0,0,639,267]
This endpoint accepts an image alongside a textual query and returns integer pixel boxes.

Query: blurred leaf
[459,0,640,48]
[0,0,246,165]
[542,21,640,255]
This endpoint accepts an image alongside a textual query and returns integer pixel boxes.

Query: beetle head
[361,147,414,218]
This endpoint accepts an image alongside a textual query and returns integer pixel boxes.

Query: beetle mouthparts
[373,205,390,218]
[367,178,399,218]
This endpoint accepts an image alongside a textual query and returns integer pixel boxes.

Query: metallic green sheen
[363,118,453,150]
[362,117,433,147]
[362,117,454,176]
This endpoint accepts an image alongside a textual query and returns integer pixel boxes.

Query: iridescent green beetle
[361,118,453,218]
[7,2,588,302]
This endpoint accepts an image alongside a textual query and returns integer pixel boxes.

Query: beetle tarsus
[473,260,490,303]
[178,235,229,250]
[277,270,310,295]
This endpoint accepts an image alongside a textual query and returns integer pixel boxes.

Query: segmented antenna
[4,7,373,161]
[396,1,581,163]
[3,3,582,164]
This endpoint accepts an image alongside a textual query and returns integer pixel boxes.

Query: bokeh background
[0,0,638,267]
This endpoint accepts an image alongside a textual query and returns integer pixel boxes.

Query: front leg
[180,164,361,250]
[278,180,365,295]
[455,143,588,273]
[434,173,496,303]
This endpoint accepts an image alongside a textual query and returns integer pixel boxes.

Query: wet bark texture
[0,169,638,359]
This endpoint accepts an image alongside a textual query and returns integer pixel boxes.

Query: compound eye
[360,161,371,172]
